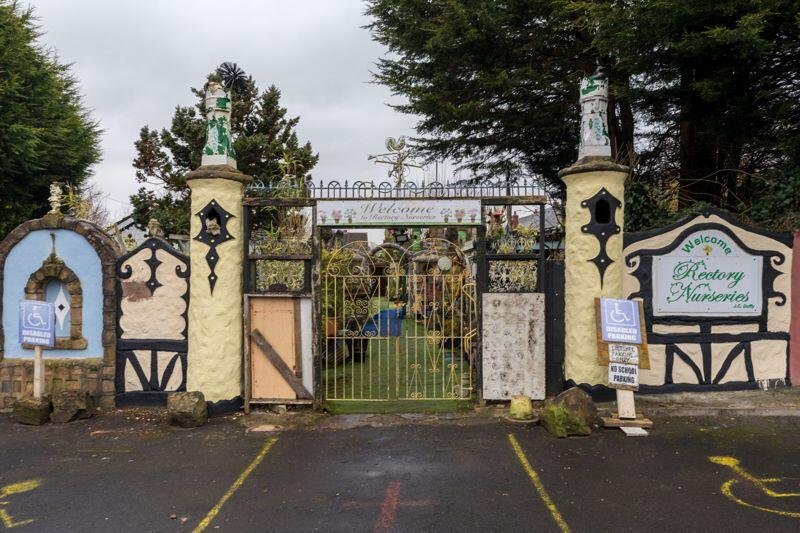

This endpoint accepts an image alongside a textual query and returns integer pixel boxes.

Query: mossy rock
[541,404,591,438]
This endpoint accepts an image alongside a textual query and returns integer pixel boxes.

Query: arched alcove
[23,248,87,349]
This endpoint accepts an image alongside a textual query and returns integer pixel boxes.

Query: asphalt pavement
[0,410,799,532]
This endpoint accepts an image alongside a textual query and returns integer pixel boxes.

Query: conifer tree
[0,1,101,235]
[130,65,318,235]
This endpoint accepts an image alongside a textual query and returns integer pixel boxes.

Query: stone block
[102,330,115,347]
[50,390,95,423]
[167,391,208,428]
[11,396,52,425]
[545,386,602,429]
[541,404,591,438]
[96,392,115,410]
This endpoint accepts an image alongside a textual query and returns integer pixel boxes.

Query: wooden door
[249,297,301,400]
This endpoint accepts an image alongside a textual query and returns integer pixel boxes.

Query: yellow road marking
[710,456,800,498]
[720,479,800,519]
[193,437,278,533]
[0,479,42,528]
[710,455,800,520]
[507,434,570,533]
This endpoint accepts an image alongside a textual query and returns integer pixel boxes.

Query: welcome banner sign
[653,229,762,316]
[316,199,482,226]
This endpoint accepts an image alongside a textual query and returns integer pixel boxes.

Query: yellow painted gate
[321,239,477,402]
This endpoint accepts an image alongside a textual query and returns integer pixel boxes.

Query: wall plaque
[653,229,762,316]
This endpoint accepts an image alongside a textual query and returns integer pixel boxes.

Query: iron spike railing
[246,177,546,199]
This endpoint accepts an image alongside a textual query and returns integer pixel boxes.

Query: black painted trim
[117,339,189,352]
[193,199,234,294]
[207,396,243,415]
[115,391,169,407]
[580,187,621,287]
[568,379,765,400]
[544,261,565,397]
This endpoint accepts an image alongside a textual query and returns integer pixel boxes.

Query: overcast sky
[28,0,450,220]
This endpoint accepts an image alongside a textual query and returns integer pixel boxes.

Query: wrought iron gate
[321,238,477,401]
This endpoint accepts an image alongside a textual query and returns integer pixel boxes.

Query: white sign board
[600,298,642,344]
[316,199,481,226]
[608,362,639,391]
[19,300,55,348]
[653,229,762,316]
[609,344,639,365]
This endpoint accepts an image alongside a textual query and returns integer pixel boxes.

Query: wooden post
[616,389,636,419]
[33,345,44,399]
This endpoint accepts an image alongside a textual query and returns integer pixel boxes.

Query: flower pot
[325,317,337,337]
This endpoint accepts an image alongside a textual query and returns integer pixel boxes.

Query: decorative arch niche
[0,213,123,365]
[23,243,87,349]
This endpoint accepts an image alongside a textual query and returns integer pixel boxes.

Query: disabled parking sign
[19,300,55,348]
[600,298,642,344]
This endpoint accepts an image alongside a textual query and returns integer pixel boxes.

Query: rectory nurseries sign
[653,229,762,316]
[316,199,481,226]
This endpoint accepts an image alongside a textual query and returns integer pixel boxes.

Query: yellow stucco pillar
[559,159,628,385]
[185,167,251,404]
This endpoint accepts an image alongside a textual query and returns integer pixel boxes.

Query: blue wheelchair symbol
[24,304,50,330]
[602,299,638,328]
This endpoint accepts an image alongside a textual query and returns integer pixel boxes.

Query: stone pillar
[559,71,630,386]
[186,82,251,405]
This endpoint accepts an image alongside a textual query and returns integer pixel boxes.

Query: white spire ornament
[578,69,612,160]
[201,82,237,168]
[48,182,62,215]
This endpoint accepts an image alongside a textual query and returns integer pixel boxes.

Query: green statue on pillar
[202,82,237,168]
[578,69,611,160]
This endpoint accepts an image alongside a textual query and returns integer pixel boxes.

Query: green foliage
[366,0,800,230]
[130,69,318,235]
[747,165,800,231]
[0,1,101,236]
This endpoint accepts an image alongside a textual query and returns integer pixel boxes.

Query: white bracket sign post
[595,297,653,433]
[19,300,55,399]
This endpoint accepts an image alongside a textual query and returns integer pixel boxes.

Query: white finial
[201,82,237,168]
[48,182,62,215]
[578,69,611,159]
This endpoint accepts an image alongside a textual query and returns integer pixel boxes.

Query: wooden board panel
[595,298,650,369]
[249,297,298,400]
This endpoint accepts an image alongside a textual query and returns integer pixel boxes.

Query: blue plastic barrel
[362,308,402,337]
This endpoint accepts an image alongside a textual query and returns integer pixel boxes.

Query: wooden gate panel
[247,296,313,405]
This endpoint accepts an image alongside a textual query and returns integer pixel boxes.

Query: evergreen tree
[0,1,101,236]
[366,0,800,230]
[130,66,318,235]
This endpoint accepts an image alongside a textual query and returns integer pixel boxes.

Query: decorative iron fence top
[246,178,546,200]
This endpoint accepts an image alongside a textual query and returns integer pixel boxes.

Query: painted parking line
[193,437,279,533]
[507,434,570,533]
